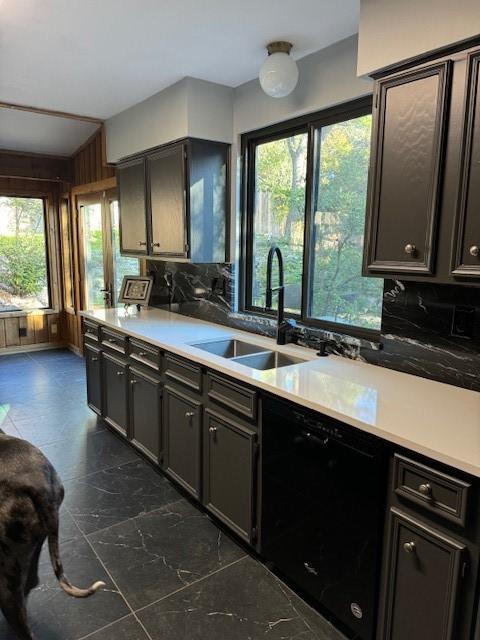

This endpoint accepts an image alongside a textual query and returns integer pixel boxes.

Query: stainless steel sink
[191,339,266,358]
[231,351,305,370]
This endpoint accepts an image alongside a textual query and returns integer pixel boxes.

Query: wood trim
[365,61,452,276]
[0,102,103,125]
[71,176,116,196]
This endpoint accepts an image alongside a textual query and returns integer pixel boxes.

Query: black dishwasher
[261,396,388,640]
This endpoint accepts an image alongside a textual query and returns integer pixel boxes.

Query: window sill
[0,308,60,319]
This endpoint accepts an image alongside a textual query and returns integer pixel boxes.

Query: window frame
[0,193,56,315]
[240,95,380,341]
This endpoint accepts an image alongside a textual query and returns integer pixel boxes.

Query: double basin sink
[191,338,306,371]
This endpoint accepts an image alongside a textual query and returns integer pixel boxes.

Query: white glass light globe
[259,51,299,98]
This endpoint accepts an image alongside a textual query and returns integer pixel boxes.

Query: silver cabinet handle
[469,245,479,257]
[151,242,160,248]
[138,241,147,246]
[403,541,416,554]
[130,379,137,385]
[116,371,125,377]
[209,426,217,434]
[404,243,416,255]
[91,356,98,362]
[418,482,432,497]
[138,351,147,357]
[185,411,195,419]
[108,338,117,343]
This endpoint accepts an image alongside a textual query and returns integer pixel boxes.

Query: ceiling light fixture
[259,41,299,98]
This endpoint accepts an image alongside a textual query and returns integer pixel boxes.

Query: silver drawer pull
[91,357,98,362]
[185,411,195,419]
[209,426,217,434]
[404,243,416,255]
[138,351,148,357]
[403,541,416,554]
[130,379,137,385]
[469,245,479,257]
[418,482,432,497]
[108,338,117,343]
[116,371,125,377]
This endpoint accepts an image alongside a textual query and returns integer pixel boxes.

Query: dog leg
[25,538,45,597]
[0,590,34,640]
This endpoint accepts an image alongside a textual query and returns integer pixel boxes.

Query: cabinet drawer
[102,327,127,354]
[393,455,471,527]
[164,353,202,392]
[206,372,257,422]
[84,320,100,342]
[130,338,160,370]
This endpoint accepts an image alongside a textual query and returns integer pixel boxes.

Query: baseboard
[67,343,84,358]
[0,342,67,356]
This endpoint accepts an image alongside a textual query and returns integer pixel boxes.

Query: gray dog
[0,434,105,640]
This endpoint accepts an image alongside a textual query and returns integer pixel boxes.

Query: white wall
[358,0,480,76]
[234,36,371,136]
[105,78,233,162]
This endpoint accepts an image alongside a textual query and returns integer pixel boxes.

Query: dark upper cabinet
[148,145,186,257]
[365,61,451,276]
[85,342,102,415]
[129,366,162,462]
[163,385,202,498]
[379,508,466,640]
[203,410,257,543]
[452,51,480,278]
[117,157,149,255]
[117,138,229,263]
[103,352,129,437]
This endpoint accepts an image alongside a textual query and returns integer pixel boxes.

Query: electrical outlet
[50,323,58,336]
[451,305,475,339]
[18,327,27,338]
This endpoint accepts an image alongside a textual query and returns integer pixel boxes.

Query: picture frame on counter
[118,275,153,307]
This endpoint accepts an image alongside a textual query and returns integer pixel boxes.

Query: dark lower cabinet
[85,342,102,415]
[379,508,466,640]
[163,385,202,498]
[203,410,257,543]
[129,367,162,462]
[103,352,129,437]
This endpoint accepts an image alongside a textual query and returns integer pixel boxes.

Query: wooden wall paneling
[0,320,6,348]
[33,314,48,343]
[0,150,72,182]
[19,316,35,345]
[4,318,20,347]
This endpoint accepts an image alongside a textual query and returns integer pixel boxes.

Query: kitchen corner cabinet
[129,366,162,462]
[117,138,229,263]
[85,343,102,415]
[203,410,258,544]
[364,42,480,283]
[379,509,466,640]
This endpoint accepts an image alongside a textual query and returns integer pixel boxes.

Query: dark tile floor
[0,349,344,640]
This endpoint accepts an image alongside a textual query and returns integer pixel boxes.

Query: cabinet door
[148,144,187,257]
[203,410,257,543]
[380,509,466,640]
[163,385,201,498]
[103,352,129,436]
[129,367,161,462]
[117,157,148,255]
[365,62,451,275]
[85,343,102,415]
[452,51,480,278]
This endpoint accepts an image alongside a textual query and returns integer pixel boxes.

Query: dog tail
[48,529,105,598]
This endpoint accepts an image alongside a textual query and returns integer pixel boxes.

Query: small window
[0,196,51,312]
[243,98,383,337]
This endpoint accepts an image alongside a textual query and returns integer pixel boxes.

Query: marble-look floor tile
[64,459,181,535]
[79,614,150,640]
[41,428,139,481]
[13,411,104,447]
[0,536,129,640]
[89,499,246,610]
[138,555,345,640]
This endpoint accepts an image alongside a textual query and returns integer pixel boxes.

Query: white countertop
[81,307,480,478]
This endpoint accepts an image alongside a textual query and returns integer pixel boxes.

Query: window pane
[251,133,308,314]
[81,202,105,309]
[111,200,139,301]
[0,196,50,312]
[60,198,74,310]
[310,115,382,330]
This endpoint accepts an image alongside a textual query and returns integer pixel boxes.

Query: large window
[243,98,383,336]
[0,196,51,312]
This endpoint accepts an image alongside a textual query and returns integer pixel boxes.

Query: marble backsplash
[146,260,480,392]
